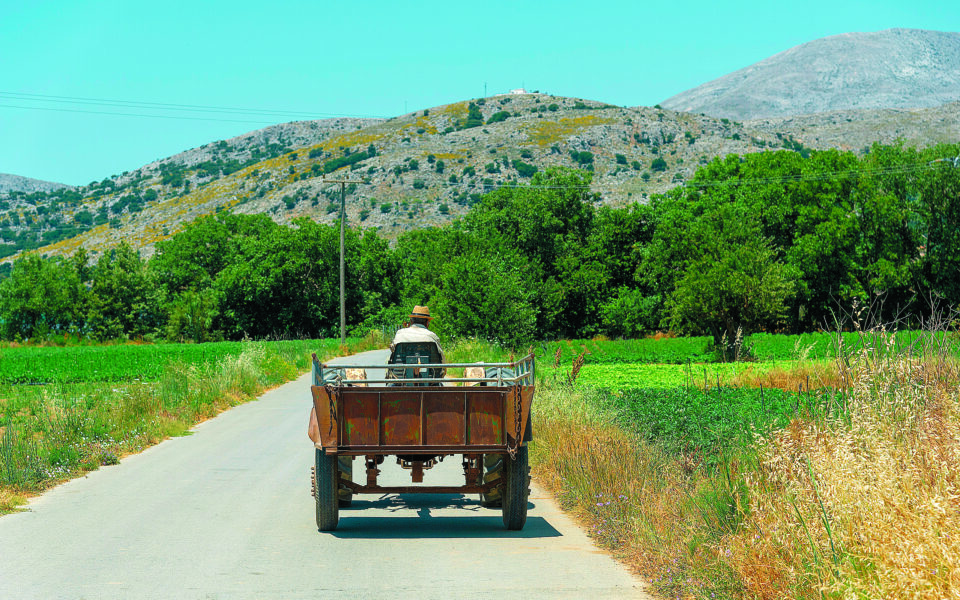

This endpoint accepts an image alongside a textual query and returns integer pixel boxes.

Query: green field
[0,338,364,499]
[0,340,348,384]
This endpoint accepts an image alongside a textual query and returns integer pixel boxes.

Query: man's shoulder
[393,327,441,347]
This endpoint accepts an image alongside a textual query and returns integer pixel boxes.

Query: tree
[0,254,86,339]
[166,288,220,342]
[87,243,164,340]
[668,239,795,353]
[433,247,536,346]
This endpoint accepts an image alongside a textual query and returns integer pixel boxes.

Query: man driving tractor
[390,305,444,361]
[388,305,445,381]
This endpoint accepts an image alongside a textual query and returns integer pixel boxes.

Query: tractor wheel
[501,445,530,530]
[338,456,354,507]
[480,454,503,507]
[315,449,339,531]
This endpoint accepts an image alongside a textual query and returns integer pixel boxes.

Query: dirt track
[0,349,650,599]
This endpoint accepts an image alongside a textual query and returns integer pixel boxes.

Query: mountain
[661,29,960,120]
[1,92,956,263]
[0,94,780,260]
[0,173,72,195]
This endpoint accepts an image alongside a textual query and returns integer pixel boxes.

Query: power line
[0,103,284,125]
[0,91,391,123]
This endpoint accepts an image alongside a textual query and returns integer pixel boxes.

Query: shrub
[512,160,538,178]
[651,157,667,172]
[379,203,392,213]
[570,150,594,166]
[486,111,509,124]
[412,179,426,189]
[484,162,500,174]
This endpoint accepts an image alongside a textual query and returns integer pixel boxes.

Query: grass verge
[0,335,382,514]
[530,332,960,598]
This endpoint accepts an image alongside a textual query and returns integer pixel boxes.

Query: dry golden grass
[530,382,744,598]
[0,488,26,515]
[729,360,839,392]
[531,336,960,599]
[727,348,960,599]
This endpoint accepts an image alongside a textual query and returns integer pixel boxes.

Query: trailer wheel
[315,449,339,531]
[501,445,529,530]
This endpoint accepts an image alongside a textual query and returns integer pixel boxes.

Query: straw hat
[411,305,432,320]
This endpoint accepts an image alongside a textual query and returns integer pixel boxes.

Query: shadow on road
[330,515,560,539]
[346,492,504,512]
[329,493,560,538]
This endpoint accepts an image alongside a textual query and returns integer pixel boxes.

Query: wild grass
[0,337,370,513]
[530,369,747,598]
[726,331,960,599]
[530,328,960,598]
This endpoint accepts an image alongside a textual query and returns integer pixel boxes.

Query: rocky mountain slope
[661,29,960,120]
[1,92,956,263]
[0,173,71,194]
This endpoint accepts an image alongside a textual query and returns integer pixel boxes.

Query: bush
[570,151,594,166]
[379,203,392,213]
[615,154,627,165]
[486,111,509,124]
[413,179,426,189]
[651,157,667,172]
[512,160,538,178]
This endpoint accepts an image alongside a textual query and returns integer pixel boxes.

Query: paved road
[0,349,650,599]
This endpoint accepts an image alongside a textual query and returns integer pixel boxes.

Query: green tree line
[1,143,958,346]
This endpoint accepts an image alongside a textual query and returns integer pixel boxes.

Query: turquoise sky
[1,1,955,185]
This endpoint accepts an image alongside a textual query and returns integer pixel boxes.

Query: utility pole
[323,176,364,345]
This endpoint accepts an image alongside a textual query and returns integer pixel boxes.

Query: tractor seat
[388,342,444,385]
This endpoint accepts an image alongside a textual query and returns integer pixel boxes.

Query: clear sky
[1,0,955,185]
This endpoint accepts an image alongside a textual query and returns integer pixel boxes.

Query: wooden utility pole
[323,177,364,345]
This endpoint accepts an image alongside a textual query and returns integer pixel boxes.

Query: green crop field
[0,339,347,384]
[0,338,361,499]
[574,361,803,390]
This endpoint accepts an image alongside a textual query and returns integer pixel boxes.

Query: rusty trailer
[308,353,535,532]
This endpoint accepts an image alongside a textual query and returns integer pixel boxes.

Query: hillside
[0,173,71,195]
[1,91,957,263]
[748,101,960,152]
[0,94,781,260]
[661,29,960,120]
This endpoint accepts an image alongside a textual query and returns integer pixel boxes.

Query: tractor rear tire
[501,445,529,530]
[315,449,339,531]
[338,456,353,507]
[480,454,503,507]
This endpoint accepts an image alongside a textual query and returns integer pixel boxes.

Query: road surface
[0,349,650,599]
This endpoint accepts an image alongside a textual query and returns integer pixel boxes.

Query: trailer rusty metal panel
[310,386,529,454]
